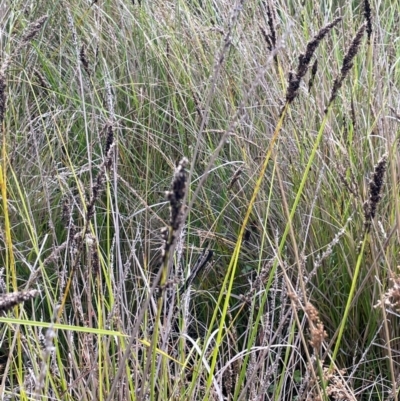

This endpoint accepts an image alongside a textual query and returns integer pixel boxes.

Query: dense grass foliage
[0,0,399,399]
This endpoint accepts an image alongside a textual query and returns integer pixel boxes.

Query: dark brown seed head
[308,58,318,93]
[104,124,114,157]
[0,74,6,125]
[326,23,366,111]
[80,44,90,76]
[364,0,373,43]
[266,2,277,50]
[21,15,47,44]
[284,17,342,106]
[167,157,188,231]
[364,154,387,232]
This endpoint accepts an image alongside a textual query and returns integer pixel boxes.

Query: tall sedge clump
[0,15,48,75]
[56,80,116,319]
[200,16,344,400]
[0,15,47,294]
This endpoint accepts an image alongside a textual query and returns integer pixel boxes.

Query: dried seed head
[21,15,48,44]
[166,157,188,232]
[1,15,48,76]
[326,23,366,111]
[0,14,47,125]
[364,0,373,43]
[260,1,277,57]
[341,24,366,76]
[284,17,342,106]
[266,2,277,50]
[91,237,100,276]
[104,124,114,155]
[34,68,50,91]
[228,165,244,190]
[159,157,189,270]
[80,44,90,76]
[375,267,400,311]
[191,89,203,119]
[0,290,39,312]
[305,303,328,351]
[364,154,387,232]
[0,73,6,124]
[308,58,318,93]
[86,143,115,224]
[0,15,47,76]
[61,195,72,226]
[259,25,273,51]
[309,322,328,350]
[325,367,356,401]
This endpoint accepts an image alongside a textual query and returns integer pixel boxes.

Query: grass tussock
[0,0,398,400]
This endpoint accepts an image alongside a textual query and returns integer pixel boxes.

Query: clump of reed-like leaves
[0,15,47,124]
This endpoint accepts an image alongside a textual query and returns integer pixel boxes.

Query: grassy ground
[0,0,399,399]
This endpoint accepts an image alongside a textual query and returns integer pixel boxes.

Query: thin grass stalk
[150,299,163,400]
[0,143,16,293]
[96,262,105,399]
[146,158,188,400]
[66,7,93,186]
[251,107,333,400]
[106,265,164,401]
[182,37,284,230]
[201,103,289,400]
[202,86,338,401]
[329,237,367,369]
[331,155,387,373]
[286,111,333,394]
[236,307,295,401]
[0,46,16,296]
[388,139,400,397]
[0,134,22,399]
[233,188,277,401]
[378,269,397,399]
[187,0,246,188]
[272,158,326,400]
[275,319,299,400]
